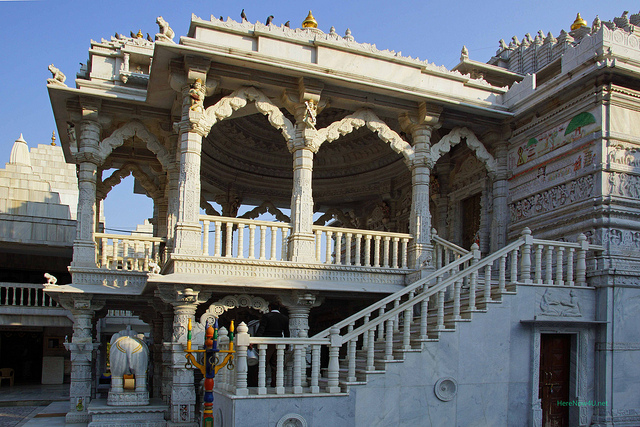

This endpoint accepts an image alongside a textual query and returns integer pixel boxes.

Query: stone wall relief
[509,110,600,170]
[539,289,582,317]
[607,143,640,168]
[509,174,594,222]
[608,171,640,198]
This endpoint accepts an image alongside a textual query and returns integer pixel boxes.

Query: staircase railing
[227,228,604,396]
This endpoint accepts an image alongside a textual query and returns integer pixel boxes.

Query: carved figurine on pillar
[281,85,327,263]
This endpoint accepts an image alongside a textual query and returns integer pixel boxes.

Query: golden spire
[136,29,143,38]
[51,131,56,146]
[302,11,318,28]
[571,13,587,31]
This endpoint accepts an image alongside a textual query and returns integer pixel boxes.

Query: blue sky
[0,1,635,231]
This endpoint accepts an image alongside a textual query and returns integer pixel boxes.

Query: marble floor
[0,384,70,427]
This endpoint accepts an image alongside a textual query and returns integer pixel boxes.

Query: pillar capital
[280,291,324,338]
[399,102,443,136]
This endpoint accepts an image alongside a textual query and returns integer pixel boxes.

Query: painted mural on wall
[509,111,600,170]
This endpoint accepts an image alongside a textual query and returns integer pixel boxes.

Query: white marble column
[72,119,102,267]
[400,105,441,270]
[173,126,204,255]
[165,161,180,255]
[288,144,317,262]
[490,139,509,253]
[158,287,204,426]
[61,296,103,424]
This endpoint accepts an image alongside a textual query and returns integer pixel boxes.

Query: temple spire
[9,134,31,167]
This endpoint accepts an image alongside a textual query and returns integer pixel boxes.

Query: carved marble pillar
[280,292,324,338]
[401,105,441,270]
[165,161,180,254]
[60,295,104,424]
[170,58,214,256]
[288,144,317,262]
[434,158,451,239]
[161,307,174,405]
[158,286,206,426]
[72,114,102,267]
[490,138,509,252]
[173,125,205,255]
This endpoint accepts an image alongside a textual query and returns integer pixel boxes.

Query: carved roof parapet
[190,15,496,88]
[490,11,640,76]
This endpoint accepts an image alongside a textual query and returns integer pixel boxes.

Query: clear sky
[0,0,635,231]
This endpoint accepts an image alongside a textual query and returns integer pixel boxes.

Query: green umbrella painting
[564,112,596,135]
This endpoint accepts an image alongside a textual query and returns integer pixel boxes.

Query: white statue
[155,16,175,43]
[148,261,161,274]
[108,329,150,406]
[44,272,57,286]
[47,64,66,86]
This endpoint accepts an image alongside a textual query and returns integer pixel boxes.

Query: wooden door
[539,334,571,427]
[461,193,481,249]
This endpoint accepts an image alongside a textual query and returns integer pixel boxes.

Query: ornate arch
[430,127,497,174]
[200,86,294,142]
[312,109,414,160]
[97,163,163,201]
[199,294,270,325]
[98,120,171,170]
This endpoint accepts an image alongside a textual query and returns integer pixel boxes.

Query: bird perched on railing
[241,9,248,22]
[266,15,274,25]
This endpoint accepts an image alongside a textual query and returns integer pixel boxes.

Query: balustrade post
[453,280,462,320]
[556,247,565,286]
[374,235,381,267]
[385,319,394,361]
[420,294,429,340]
[392,237,399,268]
[576,233,588,286]
[225,222,233,257]
[237,224,245,258]
[275,344,286,394]
[293,344,303,393]
[383,236,390,267]
[545,246,554,284]
[248,224,256,259]
[355,234,362,266]
[345,233,352,265]
[499,255,507,294]
[347,322,357,382]
[214,221,222,257]
[484,263,492,303]
[327,327,341,393]
[567,248,575,286]
[310,345,320,394]
[436,290,445,330]
[235,321,250,396]
[325,230,333,264]
[366,328,376,371]
[534,244,543,284]
[364,235,372,266]
[335,232,343,265]
[257,344,267,395]
[520,228,533,283]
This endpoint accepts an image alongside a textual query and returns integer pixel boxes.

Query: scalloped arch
[199,294,270,325]
[98,121,171,171]
[200,87,294,142]
[430,127,497,174]
[312,109,414,160]
[97,163,162,201]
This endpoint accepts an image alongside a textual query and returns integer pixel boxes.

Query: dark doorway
[461,193,481,249]
[539,333,572,427]
[0,330,43,384]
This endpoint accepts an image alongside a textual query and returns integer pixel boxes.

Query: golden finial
[571,13,587,31]
[302,11,318,28]
[136,29,143,38]
[51,131,56,146]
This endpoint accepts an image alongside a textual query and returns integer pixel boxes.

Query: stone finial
[344,28,354,42]
[51,130,56,146]
[9,134,31,167]
[592,15,601,33]
[571,13,587,31]
[499,39,508,50]
[544,31,557,44]
[460,45,469,61]
[329,26,337,36]
[302,11,317,28]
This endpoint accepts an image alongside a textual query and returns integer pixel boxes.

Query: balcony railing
[199,215,412,268]
[95,233,165,271]
[0,282,60,308]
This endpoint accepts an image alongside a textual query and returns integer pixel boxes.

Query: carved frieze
[608,144,640,168]
[608,171,640,198]
[509,174,594,222]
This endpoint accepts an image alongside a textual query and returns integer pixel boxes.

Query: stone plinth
[88,398,167,426]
